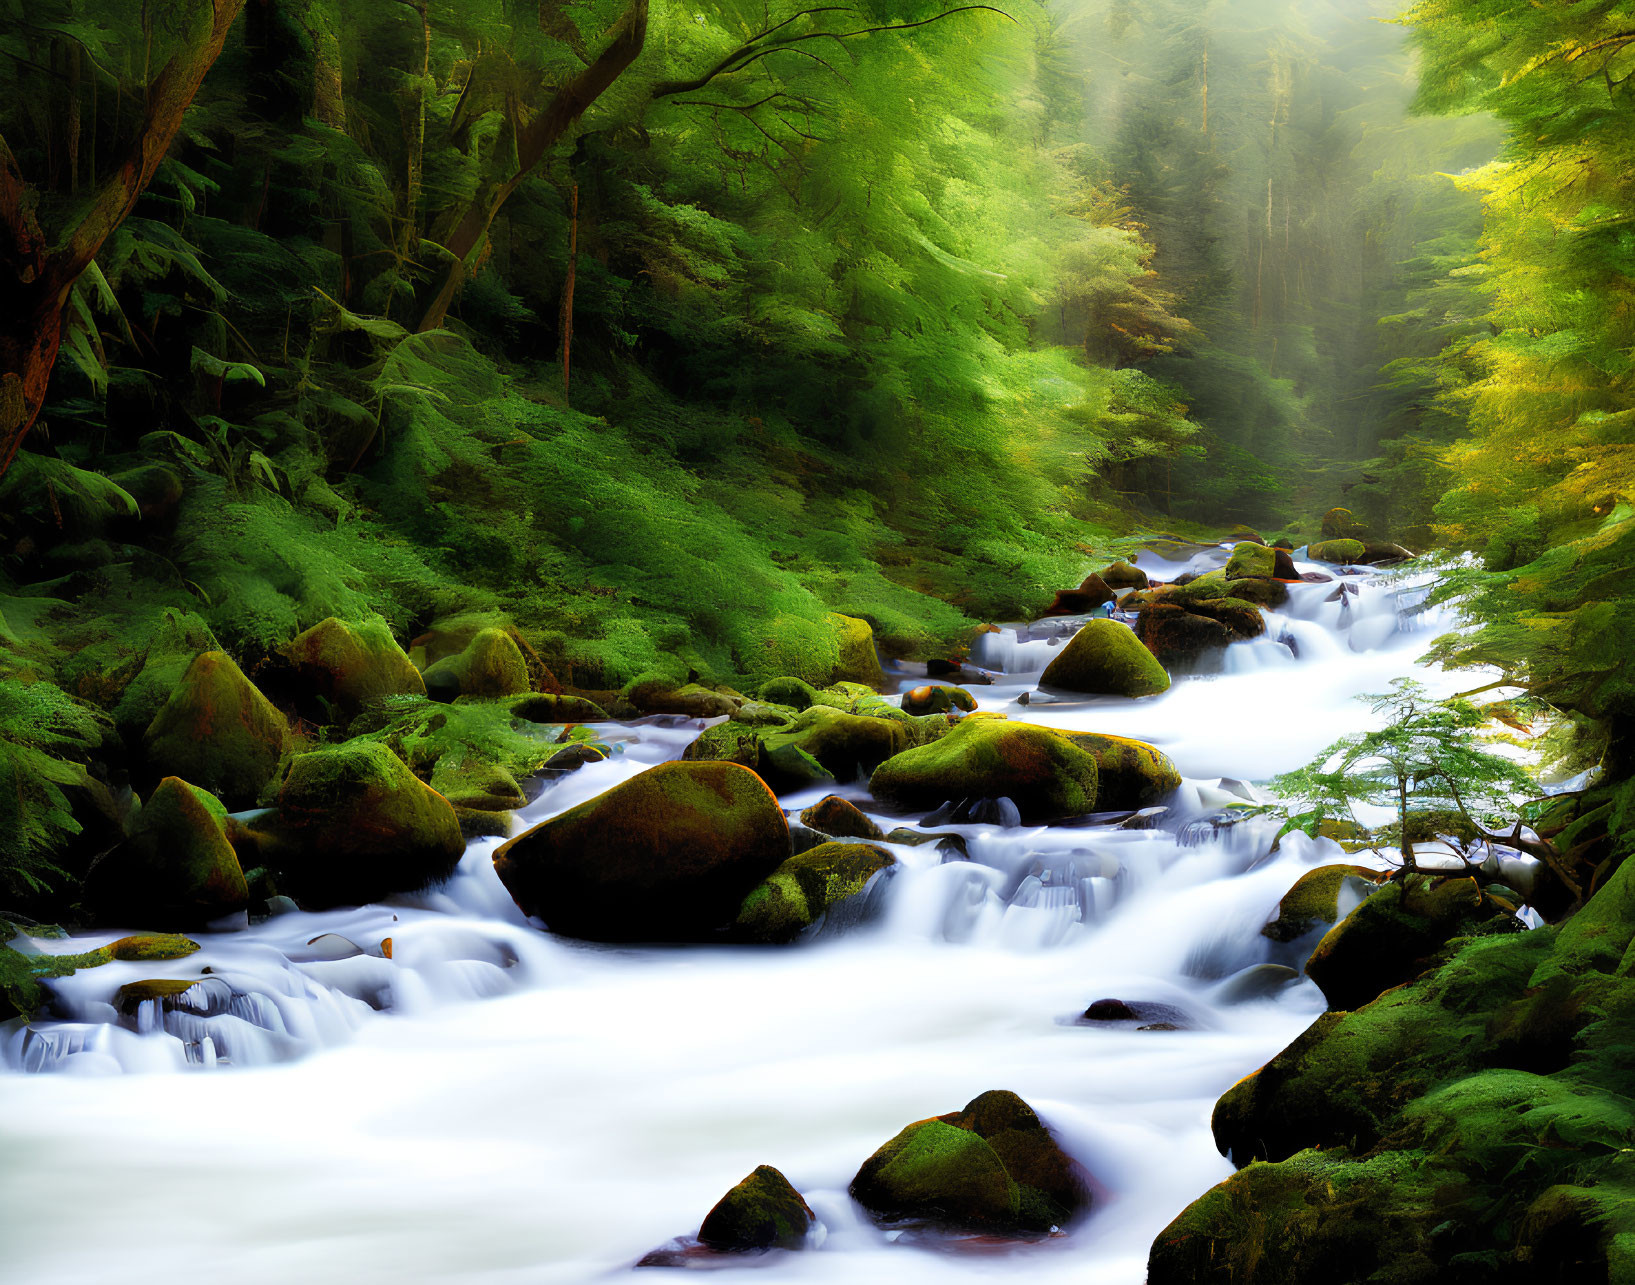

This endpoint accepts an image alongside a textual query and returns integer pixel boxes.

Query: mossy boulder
[901,685,978,716]
[698,1165,815,1252]
[1308,538,1366,564]
[508,692,609,724]
[1305,875,1518,1011]
[1225,541,1276,580]
[1039,619,1171,697]
[757,676,820,710]
[1359,540,1415,564]
[736,842,896,943]
[625,681,742,719]
[869,718,1099,823]
[798,795,885,841]
[829,613,886,687]
[1,931,199,1021]
[1260,864,1380,946]
[282,617,424,714]
[109,610,221,741]
[142,650,289,807]
[1134,601,1263,669]
[685,703,943,794]
[1101,560,1149,590]
[1059,732,1181,810]
[421,627,530,701]
[1320,507,1368,541]
[851,1090,1087,1235]
[493,761,789,942]
[256,740,464,907]
[429,758,526,812]
[83,777,248,926]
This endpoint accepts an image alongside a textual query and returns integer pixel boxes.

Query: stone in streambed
[1225,542,1276,581]
[1043,573,1116,617]
[700,1165,816,1251]
[869,718,1099,824]
[143,651,288,808]
[1308,538,1366,565]
[735,842,896,944]
[1058,733,1181,810]
[493,761,789,942]
[1261,864,1382,946]
[83,777,248,926]
[851,1090,1087,1235]
[1320,507,1368,542]
[253,740,464,907]
[798,795,885,841]
[901,684,978,716]
[1101,560,1149,590]
[1039,619,1171,697]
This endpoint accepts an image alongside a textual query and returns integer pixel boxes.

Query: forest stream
[0,543,1509,1283]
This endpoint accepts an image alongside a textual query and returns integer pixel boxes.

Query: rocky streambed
[0,542,1528,1283]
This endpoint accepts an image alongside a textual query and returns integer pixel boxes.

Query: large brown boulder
[143,651,288,807]
[493,761,790,941]
[851,1090,1088,1235]
[1134,602,1264,669]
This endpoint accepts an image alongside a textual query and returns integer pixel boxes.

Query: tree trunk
[415,0,648,333]
[0,0,247,475]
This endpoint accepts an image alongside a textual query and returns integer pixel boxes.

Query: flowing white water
[0,552,1497,1284]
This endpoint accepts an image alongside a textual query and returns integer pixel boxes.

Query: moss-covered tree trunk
[0,0,245,475]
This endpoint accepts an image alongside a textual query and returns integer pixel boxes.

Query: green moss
[142,651,289,808]
[0,931,199,1020]
[1059,732,1182,809]
[422,627,530,701]
[1039,619,1171,697]
[84,776,248,926]
[282,616,425,714]
[757,676,820,710]
[1226,541,1276,580]
[1261,865,1380,945]
[869,718,1099,822]
[900,685,978,715]
[798,795,886,841]
[698,1165,815,1252]
[1309,538,1367,564]
[1102,560,1149,590]
[736,841,895,943]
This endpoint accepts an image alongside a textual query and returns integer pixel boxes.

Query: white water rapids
[0,549,1499,1284]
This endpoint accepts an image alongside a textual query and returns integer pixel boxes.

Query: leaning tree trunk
[0,0,245,475]
[415,0,648,333]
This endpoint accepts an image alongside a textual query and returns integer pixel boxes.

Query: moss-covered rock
[684,702,947,794]
[1306,875,1517,1011]
[798,795,885,841]
[507,692,609,723]
[698,1165,816,1252]
[142,650,289,807]
[625,681,742,718]
[421,627,530,701]
[1,931,199,1021]
[281,617,425,714]
[1102,560,1149,590]
[83,777,248,926]
[108,610,221,742]
[1320,507,1368,542]
[256,740,464,907]
[1039,619,1171,697]
[493,761,789,941]
[869,718,1098,823]
[1134,600,1264,669]
[851,1090,1087,1235]
[736,842,896,943]
[901,685,978,716]
[1059,732,1181,809]
[830,613,886,687]
[1308,538,1366,564]
[757,676,820,710]
[429,758,526,812]
[1260,864,1381,945]
[1225,541,1276,580]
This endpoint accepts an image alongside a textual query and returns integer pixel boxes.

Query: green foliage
[1271,679,1535,867]
[0,681,110,901]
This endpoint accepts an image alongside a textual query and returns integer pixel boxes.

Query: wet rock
[870,718,1100,824]
[1101,560,1149,590]
[926,659,994,686]
[1359,540,1414,564]
[851,1090,1087,1235]
[254,740,465,907]
[1270,547,1299,580]
[1308,538,1366,565]
[422,627,530,702]
[544,743,605,772]
[115,977,203,1012]
[1305,875,1518,1011]
[1059,732,1181,810]
[143,651,289,808]
[736,842,896,944]
[1120,807,1169,830]
[901,685,978,716]
[700,1165,816,1251]
[83,777,248,926]
[884,829,971,861]
[1043,573,1116,617]
[798,795,885,841]
[1080,998,1191,1026]
[1212,964,1300,1004]
[1039,619,1171,697]
[493,761,789,942]
[1134,605,1236,670]
[1082,998,1139,1020]
[1261,864,1381,945]
[507,692,610,723]
[1225,542,1276,580]
[281,617,424,716]
[625,681,742,719]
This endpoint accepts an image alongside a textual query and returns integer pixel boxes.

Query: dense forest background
[0,0,1630,913]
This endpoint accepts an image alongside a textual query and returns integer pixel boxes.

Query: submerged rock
[83,777,248,926]
[143,651,289,808]
[869,718,1100,823]
[736,842,896,943]
[1039,619,1171,697]
[851,1089,1087,1235]
[493,761,789,942]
